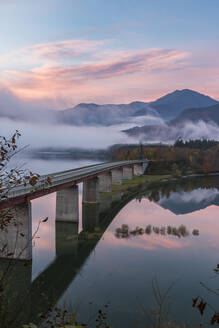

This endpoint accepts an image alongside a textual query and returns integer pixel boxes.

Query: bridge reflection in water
[1,187,142,327]
[2,168,218,327]
[0,160,147,261]
[0,161,147,327]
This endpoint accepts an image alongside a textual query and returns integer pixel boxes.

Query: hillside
[0,88,218,126]
[123,124,174,143]
[56,89,219,125]
[171,103,219,126]
[123,101,219,143]
[149,89,218,120]
[57,101,157,126]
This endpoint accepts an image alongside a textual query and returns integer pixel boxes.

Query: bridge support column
[112,168,123,185]
[122,166,133,180]
[56,185,79,222]
[98,172,112,192]
[0,203,32,260]
[83,177,99,203]
[82,203,100,232]
[99,194,112,214]
[134,164,143,176]
[56,221,78,257]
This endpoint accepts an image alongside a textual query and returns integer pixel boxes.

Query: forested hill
[123,102,219,143]
[110,140,219,175]
[170,104,219,126]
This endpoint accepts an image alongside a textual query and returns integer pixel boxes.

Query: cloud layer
[1,39,219,109]
[0,39,191,108]
[0,117,138,150]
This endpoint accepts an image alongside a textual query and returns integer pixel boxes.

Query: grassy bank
[101,174,171,196]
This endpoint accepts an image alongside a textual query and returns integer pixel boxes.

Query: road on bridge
[0,159,148,209]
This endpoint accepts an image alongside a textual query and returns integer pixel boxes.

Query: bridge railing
[2,159,148,201]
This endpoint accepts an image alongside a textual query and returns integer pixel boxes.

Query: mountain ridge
[123,101,219,143]
[57,89,218,126]
[0,88,218,127]
[149,89,218,120]
[170,103,219,126]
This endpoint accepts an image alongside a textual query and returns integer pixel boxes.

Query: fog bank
[0,118,138,150]
[128,120,219,144]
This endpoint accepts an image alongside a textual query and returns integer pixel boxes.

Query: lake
[2,158,219,327]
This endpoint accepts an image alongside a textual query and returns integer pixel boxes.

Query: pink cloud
[102,230,189,251]
[10,48,189,79]
[0,39,107,70]
[26,39,106,61]
[1,39,219,107]
[1,46,189,106]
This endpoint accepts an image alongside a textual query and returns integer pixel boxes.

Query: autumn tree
[0,131,51,328]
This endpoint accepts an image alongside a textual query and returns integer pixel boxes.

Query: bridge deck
[0,160,148,209]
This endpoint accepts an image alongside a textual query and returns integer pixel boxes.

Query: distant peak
[184,89,200,93]
[170,89,216,98]
[171,89,201,95]
[153,89,218,103]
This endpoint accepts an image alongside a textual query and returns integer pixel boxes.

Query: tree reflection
[138,175,219,204]
[115,224,199,239]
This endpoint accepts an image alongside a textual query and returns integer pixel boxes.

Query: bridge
[0,182,148,327]
[0,175,213,327]
[0,159,148,261]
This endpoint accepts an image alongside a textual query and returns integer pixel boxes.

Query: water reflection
[140,175,219,214]
[114,223,199,238]
[1,174,219,327]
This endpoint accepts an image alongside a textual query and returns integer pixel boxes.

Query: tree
[0,131,51,327]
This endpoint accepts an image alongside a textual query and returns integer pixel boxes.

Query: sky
[0,0,219,109]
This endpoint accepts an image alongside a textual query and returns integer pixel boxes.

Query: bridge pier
[134,163,143,176]
[56,185,79,222]
[0,203,32,260]
[56,221,78,257]
[98,172,112,192]
[82,202,100,231]
[99,194,112,214]
[112,168,123,185]
[83,177,100,203]
[122,166,133,180]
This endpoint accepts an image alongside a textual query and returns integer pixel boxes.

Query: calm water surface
[5,159,219,327]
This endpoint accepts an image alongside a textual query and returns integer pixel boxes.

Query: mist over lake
[1,1,219,327]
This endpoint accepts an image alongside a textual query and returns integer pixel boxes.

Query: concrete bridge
[0,184,146,327]
[0,159,148,261]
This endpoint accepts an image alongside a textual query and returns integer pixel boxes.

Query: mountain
[171,103,219,126]
[149,89,218,120]
[122,124,174,143]
[57,101,159,126]
[57,89,218,126]
[0,87,218,127]
[123,96,219,143]
[122,115,219,143]
[157,188,219,214]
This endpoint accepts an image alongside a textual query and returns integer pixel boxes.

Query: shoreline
[101,171,219,196]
